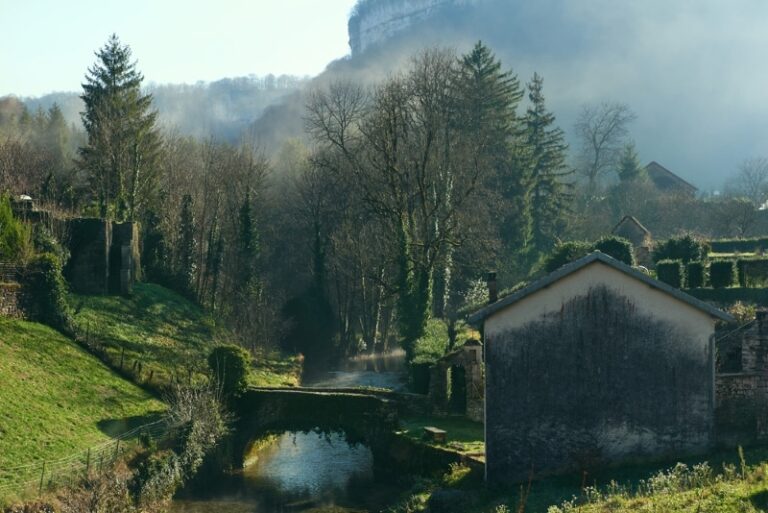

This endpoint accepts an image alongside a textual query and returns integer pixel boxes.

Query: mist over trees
[3,33,768,365]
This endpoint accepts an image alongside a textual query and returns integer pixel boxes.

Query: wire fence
[0,420,170,500]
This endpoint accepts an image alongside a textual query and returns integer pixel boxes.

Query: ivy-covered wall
[485,286,714,483]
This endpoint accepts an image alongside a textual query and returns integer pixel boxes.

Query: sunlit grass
[0,318,163,490]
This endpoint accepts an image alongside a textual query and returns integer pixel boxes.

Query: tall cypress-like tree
[524,73,572,252]
[177,194,196,293]
[456,42,530,255]
[78,34,161,220]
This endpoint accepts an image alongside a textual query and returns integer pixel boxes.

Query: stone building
[469,252,732,483]
[428,340,484,422]
[645,161,698,196]
[612,215,652,265]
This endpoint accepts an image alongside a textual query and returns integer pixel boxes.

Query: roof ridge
[468,251,733,324]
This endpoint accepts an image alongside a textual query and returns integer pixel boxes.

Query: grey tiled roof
[468,251,734,324]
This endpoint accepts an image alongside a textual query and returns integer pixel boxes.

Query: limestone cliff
[348,0,482,55]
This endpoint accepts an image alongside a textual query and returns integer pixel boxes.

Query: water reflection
[172,353,408,512]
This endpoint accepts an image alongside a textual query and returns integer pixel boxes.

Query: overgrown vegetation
[70,283,301,389]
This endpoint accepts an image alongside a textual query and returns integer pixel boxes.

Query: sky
[0,0,358,97]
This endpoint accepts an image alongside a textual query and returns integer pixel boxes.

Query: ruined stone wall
[65,218,110,294]
[485,285,714,484]
[64,219,140,295]
[715,312,768,445]
[0,283,26,319]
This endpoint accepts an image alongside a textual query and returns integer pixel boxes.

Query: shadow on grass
[750,490,768,511]
[97,413,165,438]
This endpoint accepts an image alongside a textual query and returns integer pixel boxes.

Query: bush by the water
[656,260,684,288]
[653,234,708,264]
[686,261,705,288]
[208,345,251,398]
[710,260,736,289]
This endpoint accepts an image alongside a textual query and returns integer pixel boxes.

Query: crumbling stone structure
[65,219,140,295]
[716,311,768,445]
[428,340,484,422]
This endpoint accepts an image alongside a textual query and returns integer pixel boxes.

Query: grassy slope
[0,318,163,487]
[71,283,300,387]
[400,415,485,458]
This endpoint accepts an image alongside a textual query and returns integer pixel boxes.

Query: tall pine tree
[523,73,572,253]
[78,34,161,220]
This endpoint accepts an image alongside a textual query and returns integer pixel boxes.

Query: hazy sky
[0,0,358,97]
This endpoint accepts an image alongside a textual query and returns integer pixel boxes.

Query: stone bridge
[229,387,430,467]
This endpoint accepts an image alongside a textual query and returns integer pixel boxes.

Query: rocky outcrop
[348,0,481,55]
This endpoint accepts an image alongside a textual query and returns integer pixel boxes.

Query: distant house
[645,161,698,196]
[469,252,732,483]
[612,215,652,264]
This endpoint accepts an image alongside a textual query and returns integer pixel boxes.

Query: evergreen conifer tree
[617,142,645,182]
[177,194,196,293]
[523,73,573,252]
[78,34,160,220]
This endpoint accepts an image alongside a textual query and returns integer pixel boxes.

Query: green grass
[0,318,163,492]
[399,415,485,457]
[70,283,301,388]
[389,445,768,513]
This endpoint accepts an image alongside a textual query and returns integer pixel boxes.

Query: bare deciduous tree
[574,102,636,193]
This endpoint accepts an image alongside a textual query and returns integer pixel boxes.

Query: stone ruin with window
[716,310,768,446]
[428,340,484,422]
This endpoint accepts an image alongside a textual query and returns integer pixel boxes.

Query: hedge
[736,258,768,287]
[686,261,705,288]
[652,235,708,264]
[710,238,768,254]
[544,241,593,273]
[686,287,768,306]
[656,260,684,288]
[710,260,737,289]
[594,236,634,266]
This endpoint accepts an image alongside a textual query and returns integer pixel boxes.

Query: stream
[171,351,408,513]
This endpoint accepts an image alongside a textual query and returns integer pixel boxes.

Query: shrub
[710,237,768,254]
[710,260,736,289]
[412,318,449,365]
[656,260,684,288]
[652,234,708,264]
[544,241,593,273]
[25,252,72,332]
[686,261,705,288]
[594,236,635,266]
[208,344,251,398]
[0,195,31,263]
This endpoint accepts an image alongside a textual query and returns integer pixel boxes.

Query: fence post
[38,461,46,496]
[85,448,91,476]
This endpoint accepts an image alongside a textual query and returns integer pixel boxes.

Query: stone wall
[485,286,714,484]
[429,341,484,422]
[715,311,768,445]
[65,219,140,295]
[0,282,25,319]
